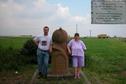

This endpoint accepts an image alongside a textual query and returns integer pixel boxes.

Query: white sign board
[91,0,126,24]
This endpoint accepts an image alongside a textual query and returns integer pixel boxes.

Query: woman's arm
[67,45,71,55]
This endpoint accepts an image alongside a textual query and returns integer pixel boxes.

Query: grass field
[0,36,126,84]
[0,36,30,49]
[0,36,33,71]
[83,38,126,84]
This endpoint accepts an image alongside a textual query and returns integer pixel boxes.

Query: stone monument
[51,28,69,75]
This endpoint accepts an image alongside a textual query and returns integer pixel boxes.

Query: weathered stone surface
[51,28,69,75]
[52,28,68,43]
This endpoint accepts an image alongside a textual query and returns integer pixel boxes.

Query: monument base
[47,68,74,79]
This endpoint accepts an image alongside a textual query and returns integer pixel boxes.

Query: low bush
[0,47,27,71]
[20,39,37,64]
[0,39,37,71]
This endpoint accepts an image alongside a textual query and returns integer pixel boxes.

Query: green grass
[0,36,34,71]
[0,65,36,84]
[0,36,30,49]
[0,36,126,84]
[83,38,126,84]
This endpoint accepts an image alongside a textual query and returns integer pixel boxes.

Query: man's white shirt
[34,35,51,50]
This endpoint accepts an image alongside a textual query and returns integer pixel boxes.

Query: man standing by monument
[33,26,52,78]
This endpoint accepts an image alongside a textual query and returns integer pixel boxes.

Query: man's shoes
[38,72,42,75]
[38,72,47,79]
[38,72,43,79]
[38,75,43,79]
[43,74,47,79]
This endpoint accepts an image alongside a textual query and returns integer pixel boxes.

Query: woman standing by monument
[68,33,87,79]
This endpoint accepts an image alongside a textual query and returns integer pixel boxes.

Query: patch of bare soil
[120,71,126,77]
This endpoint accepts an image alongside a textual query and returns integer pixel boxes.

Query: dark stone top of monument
[52,28,68,43]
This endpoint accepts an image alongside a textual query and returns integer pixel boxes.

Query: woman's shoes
[74,73,80,79]
[77,73,80,79]
[74,75,77,79]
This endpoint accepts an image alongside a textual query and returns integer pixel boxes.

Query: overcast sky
[0,0,126,37]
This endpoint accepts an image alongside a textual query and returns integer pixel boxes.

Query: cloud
[0,0,126,37]
[0,0,24,12]
[56,4,70,17]
[0,1,23,20]
[33,0,46,9]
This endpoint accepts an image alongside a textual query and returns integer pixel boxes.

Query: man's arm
[49,38,52,53]
[33,36,40,46]
[33,40,39,46]
[49,44,52,53]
